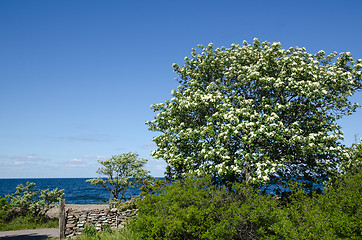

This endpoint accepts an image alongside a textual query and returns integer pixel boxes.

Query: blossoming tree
[86,153,152,201]
[147,39,362,190]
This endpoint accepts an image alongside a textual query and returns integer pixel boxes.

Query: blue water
[0,178,323,204]
[0,178,157,204]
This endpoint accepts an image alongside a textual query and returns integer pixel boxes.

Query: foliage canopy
[147,38,362,190]
[86,153,152,201]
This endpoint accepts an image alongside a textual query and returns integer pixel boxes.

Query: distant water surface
[0,177,323,204]
[0,178,161,204]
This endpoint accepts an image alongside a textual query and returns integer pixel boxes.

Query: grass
[75,227,140,240]
[0,215,58,231]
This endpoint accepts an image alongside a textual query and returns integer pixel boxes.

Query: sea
[0,178,323,204]
[0,178,163,204]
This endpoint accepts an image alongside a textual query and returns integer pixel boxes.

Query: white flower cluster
[251,161,282,182]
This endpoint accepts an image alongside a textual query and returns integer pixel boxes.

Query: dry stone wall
[64,207,137,238]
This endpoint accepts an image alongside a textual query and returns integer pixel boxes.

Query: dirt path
[0,228,59,240]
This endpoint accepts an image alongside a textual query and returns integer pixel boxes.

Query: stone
[66,223,76,228]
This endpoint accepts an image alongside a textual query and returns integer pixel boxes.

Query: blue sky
[1,0,361,178]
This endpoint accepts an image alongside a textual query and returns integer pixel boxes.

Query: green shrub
[6,181,64,218]
[118,197,140,211]
[318,167,361,239]
[140,178,168,197]
[83,223,97,236]
[0,197,12,223]
[129,168,361,240]
[102,223,112,233]
[267,167,362,240]
[129,175,280,240]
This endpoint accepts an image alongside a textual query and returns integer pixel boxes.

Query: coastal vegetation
[129,163,361,239]
[77,153,361,239]
[0,182,64,231]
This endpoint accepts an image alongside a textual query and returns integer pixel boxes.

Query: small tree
[147,39,362,191]
[86,153,152,201]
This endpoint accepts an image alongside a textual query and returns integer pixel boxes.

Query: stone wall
[64,207,137,238]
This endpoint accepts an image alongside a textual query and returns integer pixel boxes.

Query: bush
[83,223,97,236]
[129,175,280,240]
[102,223,112,233]
[129,168,361,240]
[6,181,64,218]
[118,197,140,211]
[140,178,168,197]
[0,196,11,222]
[267,167,362,240]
